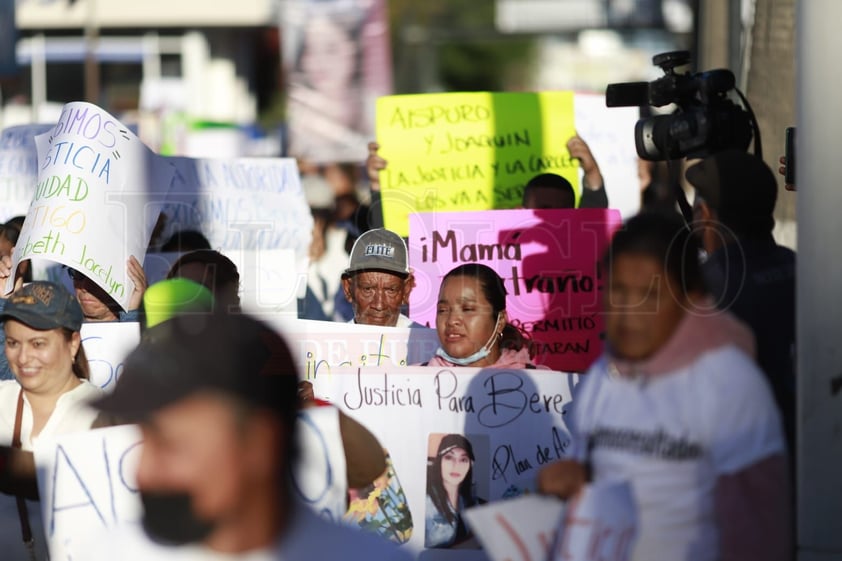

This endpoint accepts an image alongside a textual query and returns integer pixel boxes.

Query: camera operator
[687,150,796,467]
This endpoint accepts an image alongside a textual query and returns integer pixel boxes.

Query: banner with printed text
[376,91,578,236]
[408,208,621,372]
[6,103,175,307]
[0,123,54,221]
[312,365,579,558]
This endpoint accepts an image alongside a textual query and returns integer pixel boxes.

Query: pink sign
[408,209,621,372]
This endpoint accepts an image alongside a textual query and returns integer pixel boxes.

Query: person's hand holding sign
[0,253,24,295]
[567,134,603,191]
[127,255,147,312]
[366,141,388,192]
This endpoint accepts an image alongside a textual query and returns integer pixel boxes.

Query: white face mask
[435,313,502,366]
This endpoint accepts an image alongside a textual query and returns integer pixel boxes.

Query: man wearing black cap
[341,228,420,328]
[88,313,410,560]
[686,150,796,459]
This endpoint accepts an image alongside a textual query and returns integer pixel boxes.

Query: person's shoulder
[0,379,21,400]
[691,344,776,404]
[66,379,105,401]
[396,314,425,329]
[693,344,758,375]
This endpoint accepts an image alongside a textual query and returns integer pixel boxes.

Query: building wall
[16,0,276,29]
[745,0,797,247]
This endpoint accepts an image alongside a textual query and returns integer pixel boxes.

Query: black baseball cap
[93,312,299,423]
[685,150,778,224]
[1,281,84,331]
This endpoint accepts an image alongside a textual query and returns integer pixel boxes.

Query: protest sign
[292,406,348,522]
[0,123,54,221]
[573,93,640,217]
[312,365,579,557]
[159,157,312,297]
[269,318,440,377]
[34,425,143,561]
[7,103,175,308]
[408,208,621,372]
[376,91,578,236]
[141,249,302,316]
[80,322,141,391]
[552,481,637,561]
[464,495,565,561]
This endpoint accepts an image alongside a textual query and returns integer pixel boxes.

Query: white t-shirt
[83,502,413,561]
[0,379,103,561]
[572,345,785,561]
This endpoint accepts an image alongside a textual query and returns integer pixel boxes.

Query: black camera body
[606,51,753,161]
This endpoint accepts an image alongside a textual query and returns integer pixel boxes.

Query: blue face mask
[435,313,502,366]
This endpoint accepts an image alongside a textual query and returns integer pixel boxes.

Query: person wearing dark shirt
[686,150,796,462]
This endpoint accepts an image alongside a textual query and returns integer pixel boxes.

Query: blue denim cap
[1,281,84,331]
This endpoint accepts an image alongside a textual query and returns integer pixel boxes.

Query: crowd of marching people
[0,121,796,561]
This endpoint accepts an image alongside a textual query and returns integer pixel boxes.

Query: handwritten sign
[160,157,312,297]
[376,92,578,236]
[34,425,143,561]
[552,481,637,561]
[7,102,175,307]
[408,208,621,372]
[268,318,441,377]
[0,123,54,221]
[141,249,302,316]
[312,366,579,557]
[80,322,141,392]
[292,406,348,522]
[573,93,641,217]
[464,495,566,561]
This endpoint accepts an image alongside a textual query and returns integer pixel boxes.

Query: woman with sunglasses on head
[0,281,102,560]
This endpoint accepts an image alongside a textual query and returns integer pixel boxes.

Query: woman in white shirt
[0,281,103,561]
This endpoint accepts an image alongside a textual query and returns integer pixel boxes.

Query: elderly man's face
[342,271,411,327]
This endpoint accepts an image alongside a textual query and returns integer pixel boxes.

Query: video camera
[606,51,756,161]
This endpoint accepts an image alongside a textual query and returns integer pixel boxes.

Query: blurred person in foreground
[537,211,789,561]
[89,312,410,560]
[0,281,100,561]
[341,228,419,328]
[686,150,797,460]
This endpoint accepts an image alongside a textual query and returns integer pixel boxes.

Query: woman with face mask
[424,263,536,369]
[425,434,482,548]
[0,281,101,561]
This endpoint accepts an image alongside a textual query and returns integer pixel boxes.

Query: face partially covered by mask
[141,492,215,545]
[435,274,505,367]
[135,394,273,547]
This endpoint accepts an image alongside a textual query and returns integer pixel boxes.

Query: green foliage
[389,0,534,92]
